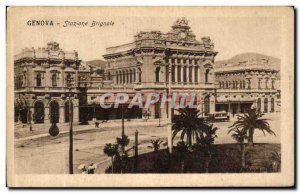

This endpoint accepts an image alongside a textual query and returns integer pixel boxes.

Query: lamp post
[167,63,173,154]
[67,76,74,174]
[121,103,125,137]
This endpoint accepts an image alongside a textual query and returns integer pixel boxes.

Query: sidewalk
[15,119,168,142]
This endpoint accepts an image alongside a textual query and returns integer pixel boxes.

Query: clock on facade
[179,32,187,39]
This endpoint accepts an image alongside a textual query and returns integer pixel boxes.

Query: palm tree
[172,107,210,147]
[176,141,188,173]
[116,135,130,173]
[103,143,119,173]
[229,108,275,146]
[270,151,281,172]
[228,128,248,169]
[197,124,218,173]
[148,138,163,152]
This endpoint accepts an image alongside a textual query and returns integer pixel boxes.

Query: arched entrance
[50,101,59,123]
[264,98,268,113]
[271,98,275,112]
[257,98,261,112]
[64,101,73,122]
[34,101,44,123]
[155,67,160,82]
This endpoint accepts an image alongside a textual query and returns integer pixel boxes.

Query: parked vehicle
[206,111,230,122]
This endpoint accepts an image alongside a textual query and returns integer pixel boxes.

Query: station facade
[14,18,280,124]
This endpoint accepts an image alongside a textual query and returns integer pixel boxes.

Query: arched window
[171,65,175,82]
[204,95,210,114]
[226,81,229,89]
[50,100,59,123]
[265,79,269,89]
[272,80,275,89]
[183,66,187,82]
[189,66,192,82]
[155,67,160,82]
[177,66,181,82]
[133,69,136,82]
[248,79,251,89]
[129,69,133,83]
[205,69,210,83]
[36,73,42,87]
[66,74,71,86]
[233,81,235,89]
[107,72,111,80]
[123,70,125,83]
[257,98,261,112]
[258,79,261,89]
[219,82,222,88]
[34,101,44,123]
[52,74,57,87]
[243,80,246,89]
[126,70,129,84]
[116,71,119,84]
[271,98,275,112]
[194,66,198,83]
[264,98,268,112]
[138,68,142,83]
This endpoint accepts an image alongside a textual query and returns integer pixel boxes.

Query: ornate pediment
[203,60,213,69]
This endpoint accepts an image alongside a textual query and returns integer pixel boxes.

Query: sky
[9,7,282,62]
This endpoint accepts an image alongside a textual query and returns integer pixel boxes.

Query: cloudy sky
[9,7,282,61]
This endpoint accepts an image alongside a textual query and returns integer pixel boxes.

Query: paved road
[14,114,280,174]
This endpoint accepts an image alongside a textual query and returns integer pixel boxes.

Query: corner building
[14,42,81,124]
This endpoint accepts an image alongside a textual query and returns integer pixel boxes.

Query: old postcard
[6,6,294,187]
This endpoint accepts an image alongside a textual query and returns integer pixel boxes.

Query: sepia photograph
[6,6,294,187]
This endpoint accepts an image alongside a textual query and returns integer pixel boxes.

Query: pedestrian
[95,121,100,128]
[87,163,97,174]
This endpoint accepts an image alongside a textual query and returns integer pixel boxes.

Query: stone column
[192,61,195,84]
[197,60,203,83]
[59,105,64,123]
[44,106,50,123]
[73,101,79,123]
[180,59,184,84]
[268,96,272,113]
[210,94,216,113]
[174,60,178,83]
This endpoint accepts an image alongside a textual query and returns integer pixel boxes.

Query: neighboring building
[14,41,82,123]
[214,53,281,114]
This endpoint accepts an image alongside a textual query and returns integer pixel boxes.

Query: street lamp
[167,63,173,154]
[67,76,74,174]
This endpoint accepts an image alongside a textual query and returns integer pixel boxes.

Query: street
[14,113,281,174]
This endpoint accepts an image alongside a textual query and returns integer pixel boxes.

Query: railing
[106,42,136,55]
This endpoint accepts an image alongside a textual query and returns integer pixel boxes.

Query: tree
[176,141,188,173]
[172,107,210,147]
[196,124,218,173]
[116,135,130,173]
[103,143,119,173]
[228,127,248,169]
[270,151,281,172]
[148,138,163,152]
[229,108,275,146]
